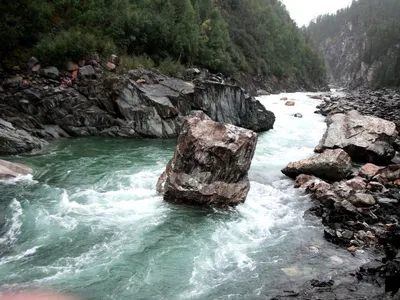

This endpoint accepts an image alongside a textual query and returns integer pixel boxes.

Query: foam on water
[0,93,370,299]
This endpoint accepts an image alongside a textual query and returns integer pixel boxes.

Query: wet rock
[349,193,376,207]
[373,165,400,184]
[346,176,366,190]
[367,181,385,192]
[0,160,32,179]
[285,100,295,106]
[315,110,398,164]
[294,113,303,118]
[282,149,352,181]
[0,118,46,155]
[39,66,59,80]
[280,97,288,101]
[157,116,257,207]
[359,163,384,179]
[256,89,269,96]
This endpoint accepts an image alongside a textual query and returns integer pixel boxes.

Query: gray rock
[0,160,32,179]
[4,76,23,87]
[349,193,376,207]
[0,118,46,155]
[79,65,96,78]
[26,57,39,69]
[316,110,398,164]
[294,113,303,118]
[157,116,258,207]
[282,149,352,181]
[39,66,60,80]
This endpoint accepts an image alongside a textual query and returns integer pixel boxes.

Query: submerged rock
[157,116,257,207]
[285,101,295,106]
[0,160,32,179]
[315,110,398,164]
[282,149,352,181]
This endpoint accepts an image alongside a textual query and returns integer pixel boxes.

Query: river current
[0,93,369,299]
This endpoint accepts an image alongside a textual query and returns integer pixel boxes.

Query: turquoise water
[0,93,368,299]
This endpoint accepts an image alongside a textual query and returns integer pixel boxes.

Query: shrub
[119,55,155,70]
[158,57,186,78]
[34,30,115,68]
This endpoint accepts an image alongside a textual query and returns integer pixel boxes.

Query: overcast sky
[280,0,353,27]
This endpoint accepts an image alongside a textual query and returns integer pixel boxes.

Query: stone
[373,164,400,184]
[359,163,384,179]
[280,97,288,101]
[346,176,366,190]
[136,79,146,84]
[106,62,116,71]
[294,113,303,118]
[0,118,46,155]
[32,64,41,72]
[349,193,376,207]
[157,116,258,207]
[367,181,385,192]
[67,61,79,72]
[315,110,398,164]
[110,54,120,65]
[4,76,23,87]
[26,56,39,69]
[0,160,32,179]
[282,149,352,181]
[79,65,96,78]
[39,66,60,79]
[348,246,358,253]
[256,89,270,96]
[285,101,295,106]
[395,179,400,185]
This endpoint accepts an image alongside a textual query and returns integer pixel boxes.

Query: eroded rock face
[157,116,257,207]
[0,68,275,154]
[0,118,46,155]
[315,110,398,164]
[0,160,32,179]
[281,149,352,181]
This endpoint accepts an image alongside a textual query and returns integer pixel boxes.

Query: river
[0,92,369,299]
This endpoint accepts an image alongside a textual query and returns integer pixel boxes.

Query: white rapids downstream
[0,92,370,299]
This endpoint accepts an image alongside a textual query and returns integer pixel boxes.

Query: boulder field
[280,104,400,298]
[157,113,257,207]
[0,65,275,155]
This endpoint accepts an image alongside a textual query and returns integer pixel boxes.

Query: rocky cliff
[0,67,275,155]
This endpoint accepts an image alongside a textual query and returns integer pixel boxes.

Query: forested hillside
[306,0,400,88]
[0,0,325,85]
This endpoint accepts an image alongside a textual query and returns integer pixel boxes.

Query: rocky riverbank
[275,92,400,299]
[0,59,275,155]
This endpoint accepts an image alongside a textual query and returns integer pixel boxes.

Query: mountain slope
[306,0,400,88]
[0,0,325,86]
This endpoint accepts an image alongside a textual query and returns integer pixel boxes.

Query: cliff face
[308,0,400,89]
[317,21,383,88]
[0,68,275,155]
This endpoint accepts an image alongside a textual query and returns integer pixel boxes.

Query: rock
[79,65,96,78]
[67,61,79,72]
[349,193,376,207]
[157,116,257,207]
[308,94,323,99]
[345,176,366,190]
[348,246,358,253]
[280,97,288,101]
[373,164,400,184]
[109,54,120,65]
[359,163,384,179]
[367,181,385,192]
[26,57,39,69]
[294,113,303,118]
[4,76,23,87]
[39,66,60,80]
[395,179,400,185]
[0,118,46,154]
[0,160,32,179]
[282,149,352,181]
[315,110,398,164]
[31,64,41,72]
[136,79,146,84]
[285,101,295,106]
[256,89,270,96]
[106,62,116,71]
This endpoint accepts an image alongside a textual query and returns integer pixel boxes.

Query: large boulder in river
[0,118,46,155]
[315,110,398,164]
[0,160,32,179]
[281,149,352,181]
[157,115,257,207]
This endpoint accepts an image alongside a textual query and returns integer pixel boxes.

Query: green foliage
[307,0,400,87]
[119,55,155,70]
[158,58,186,78]
[0,0,325,85]
[34,30,114,68]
